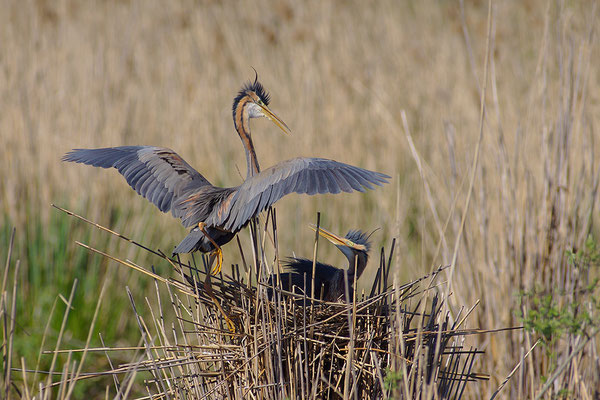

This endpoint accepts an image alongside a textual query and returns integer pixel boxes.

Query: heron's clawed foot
[210,247,224,275]
[223,313,236,333]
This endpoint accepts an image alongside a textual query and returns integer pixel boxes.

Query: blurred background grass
[1,0,599,397]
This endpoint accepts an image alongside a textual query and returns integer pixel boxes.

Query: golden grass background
[1,0,599,397]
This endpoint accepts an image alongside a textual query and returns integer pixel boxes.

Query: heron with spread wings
[63,77,389,274]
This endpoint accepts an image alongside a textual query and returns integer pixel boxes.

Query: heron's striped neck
[233,97,260,178]
[346,253,369,283]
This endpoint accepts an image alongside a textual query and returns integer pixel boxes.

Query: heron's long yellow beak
[260,104,291,135]
[309,225,366,251]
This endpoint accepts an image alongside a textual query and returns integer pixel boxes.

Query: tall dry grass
[1,0,599,398]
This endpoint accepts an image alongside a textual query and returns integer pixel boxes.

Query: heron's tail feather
[173,229,204,254]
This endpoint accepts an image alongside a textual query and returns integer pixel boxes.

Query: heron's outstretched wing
[63,146,211,217]
[208,157,390,231]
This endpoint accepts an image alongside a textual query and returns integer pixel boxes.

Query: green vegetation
[520,292,592,346]
[383,368,403,393]
[0,213,161,396]
[518,236,600,385]
[519,237,600,342]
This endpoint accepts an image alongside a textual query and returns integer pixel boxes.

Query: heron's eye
[256,99,264,106]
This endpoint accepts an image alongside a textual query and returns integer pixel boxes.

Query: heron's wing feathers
[276,258,340,299]
[175,186,237,228]
[209,158,389,231]
[63,146,211,216]
[283,257,340,278]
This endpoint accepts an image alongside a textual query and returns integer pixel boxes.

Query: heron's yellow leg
[203,274,235,333]
[210,248,224,275]
[197,222,224,275]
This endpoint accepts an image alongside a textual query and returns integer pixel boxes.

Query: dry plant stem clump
[24,207,495,399]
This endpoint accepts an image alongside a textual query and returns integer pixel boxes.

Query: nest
[152,255,488,399]
[48,207,490,398]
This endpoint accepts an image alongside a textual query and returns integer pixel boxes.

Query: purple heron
[63,77,388,275]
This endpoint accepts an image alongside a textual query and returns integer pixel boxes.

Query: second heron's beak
[259,104,291,135]
[309,225,367,251]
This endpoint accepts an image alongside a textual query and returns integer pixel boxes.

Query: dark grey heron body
[63,78,388,273]
[271,227,371,302]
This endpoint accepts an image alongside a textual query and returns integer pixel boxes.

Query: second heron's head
[311,226,372,278]
[232,74,291,135]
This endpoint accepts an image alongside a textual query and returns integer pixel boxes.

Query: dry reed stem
[490,339,540,400]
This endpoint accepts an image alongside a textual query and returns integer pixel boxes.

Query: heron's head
[232,73,290,135]
[310,226,372,275]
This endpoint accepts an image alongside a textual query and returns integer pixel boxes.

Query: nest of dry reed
[43,207,491,399]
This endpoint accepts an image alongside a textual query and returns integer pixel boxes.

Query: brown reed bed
[1,207,508,399]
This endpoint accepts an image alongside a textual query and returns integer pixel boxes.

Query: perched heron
[63,76,388,275]
[271,226,372,302]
